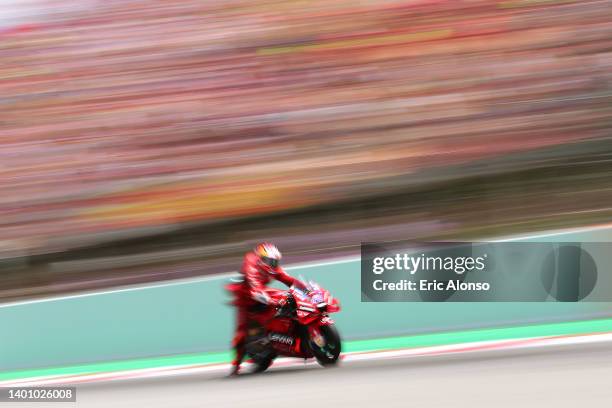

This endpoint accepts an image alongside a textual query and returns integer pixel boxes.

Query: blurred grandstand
[1,0,611,299]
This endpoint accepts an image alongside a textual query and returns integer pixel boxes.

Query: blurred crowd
[1,0,611,263]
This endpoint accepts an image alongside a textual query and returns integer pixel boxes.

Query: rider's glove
[266,296,284,309]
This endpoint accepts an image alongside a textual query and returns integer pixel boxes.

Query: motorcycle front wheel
[308,324,341,366]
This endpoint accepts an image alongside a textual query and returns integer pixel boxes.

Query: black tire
[308,324,342,366]
[252,357,274,373]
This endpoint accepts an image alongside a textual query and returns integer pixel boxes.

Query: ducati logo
[269,333,294,345]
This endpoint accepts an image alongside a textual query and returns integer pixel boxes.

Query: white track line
[491,222,612,242]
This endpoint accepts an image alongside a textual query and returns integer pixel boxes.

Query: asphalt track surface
[20,340,612,408]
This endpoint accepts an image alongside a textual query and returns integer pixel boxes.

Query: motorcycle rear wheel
[252,356,274,373]
[308,324,341,366]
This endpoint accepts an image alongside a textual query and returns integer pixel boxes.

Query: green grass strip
[2,318,611,382]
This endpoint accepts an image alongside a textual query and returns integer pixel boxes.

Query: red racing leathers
[230,251,305,372]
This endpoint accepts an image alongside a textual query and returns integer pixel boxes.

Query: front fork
[295,316,335,355]
[306,316,335,348]
[308,326,326,348]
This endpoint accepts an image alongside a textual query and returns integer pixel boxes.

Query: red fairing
[259,284,341,358]
[291,285,340,326]
[242,283,340,355]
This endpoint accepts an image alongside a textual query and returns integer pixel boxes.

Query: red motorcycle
[227,280,342,373]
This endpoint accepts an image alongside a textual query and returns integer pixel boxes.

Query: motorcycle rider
[230,242,307,375]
